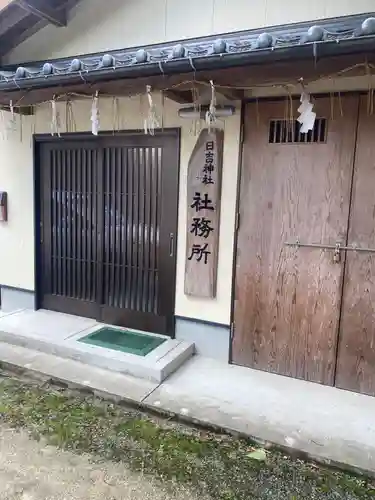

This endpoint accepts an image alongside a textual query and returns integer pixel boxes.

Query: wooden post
[184,128,224,298]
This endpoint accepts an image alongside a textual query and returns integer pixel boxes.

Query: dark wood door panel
[336,96,375,396]
[100,145,161,314]
[42,295,98,319]
[38,132,179,336]
[100,307,169,335]
[232,96,359,384]
[40,142,101,317]
[98,138,179,335]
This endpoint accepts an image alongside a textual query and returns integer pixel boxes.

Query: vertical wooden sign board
[184,128,224,298]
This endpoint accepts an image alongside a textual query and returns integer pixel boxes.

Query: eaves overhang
[0,12,375,92]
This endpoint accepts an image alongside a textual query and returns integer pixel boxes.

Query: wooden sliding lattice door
[38,132,179,336]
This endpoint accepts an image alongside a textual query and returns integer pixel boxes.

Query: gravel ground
[0,426,196,500]
[0,373,374,500]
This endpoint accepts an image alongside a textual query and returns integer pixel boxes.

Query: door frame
[33,128,181,336]
[228,100,246,364]
[229,92,363,368]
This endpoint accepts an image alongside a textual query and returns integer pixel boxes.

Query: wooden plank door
[232,96,359,384]
[98,133,180,335]
[336,96,375,396]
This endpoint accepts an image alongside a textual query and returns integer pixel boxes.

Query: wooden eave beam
[15,0,66,26]
[0,104,34,114]
[164,89,192,104]
[0,4,28,37]
[215,88,245,101]
[0,0,13,12]
[0,17,46,57]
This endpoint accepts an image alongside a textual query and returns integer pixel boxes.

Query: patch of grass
[0,375,374,500]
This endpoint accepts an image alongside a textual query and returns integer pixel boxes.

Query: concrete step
[0,341,159,403]
[0,309,195,383]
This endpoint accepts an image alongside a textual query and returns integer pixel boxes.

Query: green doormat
[78,327,166,356]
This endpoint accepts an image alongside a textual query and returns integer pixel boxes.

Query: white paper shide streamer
[205,80,217,131]
[9,100,15,127]
[144,85,160,135]
[50,97,61,137]
[91,91,100,136]
[297,92,316,133]
[3,100,17,135]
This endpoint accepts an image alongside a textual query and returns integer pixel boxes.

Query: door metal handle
[333,244,341,263]
[285,240,343,264]
[169,233,175,257]
[285,240,342,250]
[285,240,375,253]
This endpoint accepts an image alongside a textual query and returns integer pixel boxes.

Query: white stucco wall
[0,122,35,291]
[6,0,375,63]
[0,96,240,325]
[0,0,373,324]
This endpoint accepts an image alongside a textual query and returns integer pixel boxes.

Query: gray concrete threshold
[0,309,194,382]
[0,341,158,403]
[0,341,374,476]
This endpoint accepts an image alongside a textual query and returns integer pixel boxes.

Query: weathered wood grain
[184,128,224,298]
[232,96,359,384]
[336,95,375,396]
